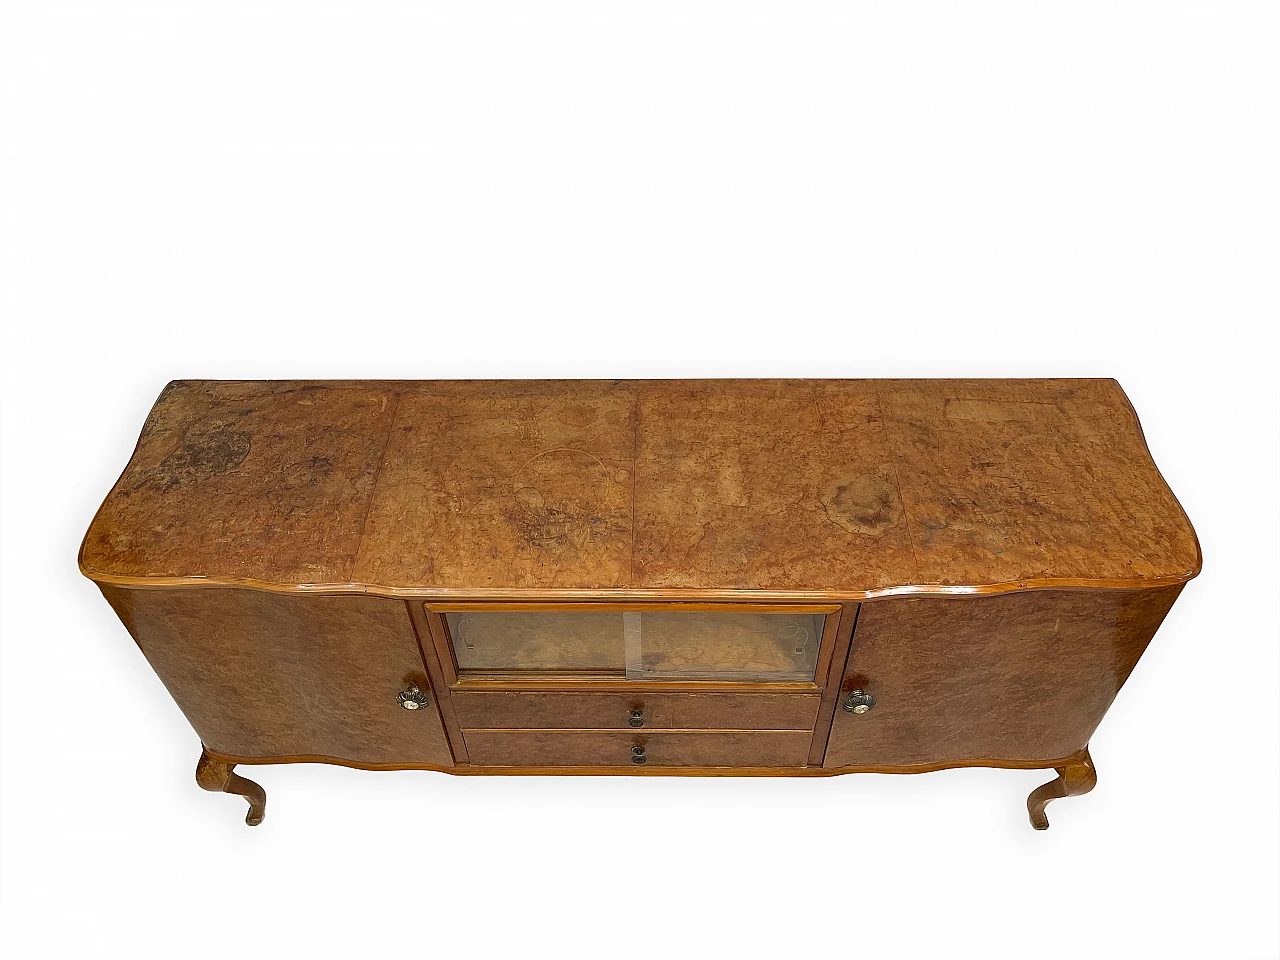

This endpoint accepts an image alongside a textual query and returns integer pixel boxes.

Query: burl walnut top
[80,379,1200,598]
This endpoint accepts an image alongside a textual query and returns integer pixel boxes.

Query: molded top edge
[80,378,1201,596]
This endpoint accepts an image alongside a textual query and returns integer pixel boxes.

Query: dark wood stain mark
[152,426,252,493]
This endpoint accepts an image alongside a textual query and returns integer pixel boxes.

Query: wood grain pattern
[807,602,859,765]
[203,746,1086,776]
[79,379,1199,827]
[195,747,267,825]
[631,380,919,591]
[451,690,821,730]
[100,586,454,766]
[82,380,398,584]
[823,587,1182,767]
[352,381,636,589]
[876,379,1201,586]
[1027,748,1097,829]
[462,730,813,767]
[80,379,1200,597]
[406,600,470,763]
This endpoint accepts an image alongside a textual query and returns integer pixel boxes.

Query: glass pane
[629,611,823,682]
[446,610,625,676]
[445,608,825,682]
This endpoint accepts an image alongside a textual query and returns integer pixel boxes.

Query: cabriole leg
[1027,748,1096,830]
[195,747,267,826]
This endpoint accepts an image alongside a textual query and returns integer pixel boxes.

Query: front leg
[195,747,267,826]
[1027,748,1096,830]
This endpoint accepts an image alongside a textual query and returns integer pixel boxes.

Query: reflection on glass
[629,611,822,681]
[445,608,824,682]
[446,611,625,676]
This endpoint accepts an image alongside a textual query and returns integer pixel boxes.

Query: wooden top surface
[80,379,1201,598]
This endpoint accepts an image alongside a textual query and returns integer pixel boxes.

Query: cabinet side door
[100,585,454,767]
[824,586,1182,767]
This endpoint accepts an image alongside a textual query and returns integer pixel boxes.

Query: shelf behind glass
[444,608,824,682]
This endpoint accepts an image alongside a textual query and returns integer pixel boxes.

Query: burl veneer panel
[81,381,397,584]
[452,691,821,730]
[82,379,1200,595]
[100,586,453,766]
[632,380,920,591]
[876,379,1200,586]
[464,730,813,767]
[353,381,636,589]
[824,586,1182,767]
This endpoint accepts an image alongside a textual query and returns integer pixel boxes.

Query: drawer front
[464,731,812,767]
[452,691,820,731]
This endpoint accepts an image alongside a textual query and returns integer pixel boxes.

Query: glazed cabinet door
[434,603,837,683]
[823,587,1182,768]
[101,586,454,767]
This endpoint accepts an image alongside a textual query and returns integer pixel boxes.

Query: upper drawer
[452,690,821,731]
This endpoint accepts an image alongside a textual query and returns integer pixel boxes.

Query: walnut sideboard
[80,379,1200,829]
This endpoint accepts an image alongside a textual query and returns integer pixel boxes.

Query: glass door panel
[446,610,625,676]
[443,606,828,683]
[628,610,822,681]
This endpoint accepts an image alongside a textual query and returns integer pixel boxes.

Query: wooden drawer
[452,690,820,731]
[463,730,812,767]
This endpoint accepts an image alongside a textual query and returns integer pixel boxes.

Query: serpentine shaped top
[80,379,1200,598]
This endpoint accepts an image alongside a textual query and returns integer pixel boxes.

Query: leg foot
[1027,748,1096,830]
[196,748,267,825]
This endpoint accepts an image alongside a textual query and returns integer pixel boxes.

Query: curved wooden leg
[196,748,266,826]
[1027,748,1096,830]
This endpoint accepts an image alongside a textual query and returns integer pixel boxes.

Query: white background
[2,2,1278,958]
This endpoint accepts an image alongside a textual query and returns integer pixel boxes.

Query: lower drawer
[452,691,820,731]
[463,730,812,767]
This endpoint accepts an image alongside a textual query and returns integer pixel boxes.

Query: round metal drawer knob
[397,684,430,710]
[628,710,644,728]
[631,745,646,765]
[843,689,876,714]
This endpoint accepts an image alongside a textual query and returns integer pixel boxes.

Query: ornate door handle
[397,684,431,710]
[843,689,877,714]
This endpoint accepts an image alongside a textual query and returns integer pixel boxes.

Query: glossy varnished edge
[78,378,1202,598]
[74,571,1202,599]
[1111,378,1204,582]
[203,746,1091,777]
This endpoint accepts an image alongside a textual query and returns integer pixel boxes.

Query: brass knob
[843,689,876,714]
[397,684,430,710]
[631,745,646,765]
[628,709,644,728]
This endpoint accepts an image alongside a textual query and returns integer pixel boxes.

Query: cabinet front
[102,586,455,767]
[427,602,842,766]
[823,588,1182,768]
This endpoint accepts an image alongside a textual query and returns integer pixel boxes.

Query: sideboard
[80,379,1200,828]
